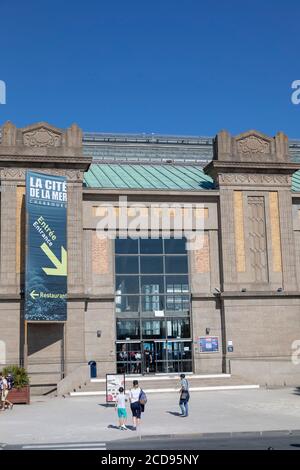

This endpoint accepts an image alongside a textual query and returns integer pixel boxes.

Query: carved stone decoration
[247,196,268,283]
[0,168,84,182]
[237,136,270,159]
[23,128,61,148]
[218,173,291,186]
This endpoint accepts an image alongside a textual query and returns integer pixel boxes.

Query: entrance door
[116,342,142,374]
[142,341,155,374]
[116,340,193,375]
[155,341,193,373]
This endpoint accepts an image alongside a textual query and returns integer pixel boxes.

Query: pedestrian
[0,373,4,411]
[134,351,141,374]
[129,380,143,431]
[143,347,152,374]
[179,373,189,417]
[0,372,13,410]
[115,387,128,430]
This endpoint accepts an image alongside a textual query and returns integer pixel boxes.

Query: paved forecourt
[1,388,300,447]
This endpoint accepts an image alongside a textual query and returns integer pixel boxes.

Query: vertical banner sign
[25,171,67,321]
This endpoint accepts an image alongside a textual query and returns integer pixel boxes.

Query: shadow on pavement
[166,411,182,416]
[107,424,136,431]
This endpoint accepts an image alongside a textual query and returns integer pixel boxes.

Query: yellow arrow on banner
[41,243,67,276]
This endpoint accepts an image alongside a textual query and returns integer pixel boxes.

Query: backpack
[139,389,147,405]
[6,375,14,391]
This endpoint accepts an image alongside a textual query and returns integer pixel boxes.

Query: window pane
[166,318,190,338]
[116,276,139,295]
[116,320,140,340]
[142,320,165,339]
[116,295,139,313]
[141,295,164,312]
[140,238,163,254]
[141,276,164,295]
[140,256,163,274]
[166,275,189,293]
[182,341,192,360]
[115,238,138,254]
[164,238,187,254]
[165,256,188,273]
[115,256,139,274]
[166,295,190,312]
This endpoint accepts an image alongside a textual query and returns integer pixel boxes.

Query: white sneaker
[122,425,128,430]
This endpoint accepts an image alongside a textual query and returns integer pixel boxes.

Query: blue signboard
[199,336,219,353]
[25,171,67,321]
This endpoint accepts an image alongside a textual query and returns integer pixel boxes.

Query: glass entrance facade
[115,237,192,374]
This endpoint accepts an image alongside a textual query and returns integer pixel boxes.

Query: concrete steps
[69,374,260,397]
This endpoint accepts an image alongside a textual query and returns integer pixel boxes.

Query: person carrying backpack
[179,373,189,417]
[129,380,147,431]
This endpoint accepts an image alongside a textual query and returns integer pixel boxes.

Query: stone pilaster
[219,188,237,289]
[0,181,18,293]
[67,182,84,294]
[278,190,298,290]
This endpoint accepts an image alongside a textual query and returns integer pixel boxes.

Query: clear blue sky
[1,0,300,137]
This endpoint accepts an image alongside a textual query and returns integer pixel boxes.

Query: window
[141,276,164,295]
[116,320,140,340]
[166,295,190,312]
[141,295,164,312]
[116,295,139,314]
[165,256,188,273]
[166,275,189,293]
[115,238,138,254]
[116,276,139,295]
[142,320,165,339]
[140,238,163,254]
[115,256,139,274]
[115,237,190,341]
[166,318,190,338]
[164,238,186,254]
[140,256,163,274]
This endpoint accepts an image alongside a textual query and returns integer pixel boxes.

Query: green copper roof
[84,163,215,190]
[83,163,300,192]
[292,170,300,192]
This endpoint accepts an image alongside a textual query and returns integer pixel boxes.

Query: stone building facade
[1,121,300,392]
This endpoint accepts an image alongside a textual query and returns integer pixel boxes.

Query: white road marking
[22,442,106,450]
[91,373,231,383]
[70,384,260,397]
